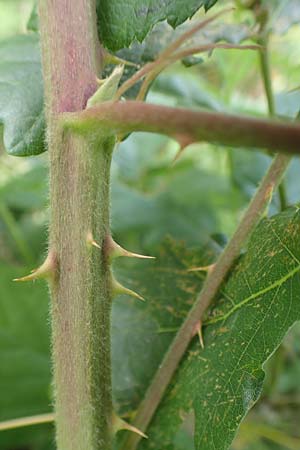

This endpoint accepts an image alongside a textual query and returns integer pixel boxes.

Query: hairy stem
[65,100,300,155]
[122,152,290,450]
[39,1,113,449]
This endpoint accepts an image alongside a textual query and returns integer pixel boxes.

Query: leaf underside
[138,207,300,450]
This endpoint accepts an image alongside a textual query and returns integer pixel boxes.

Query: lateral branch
[64,101,300,155]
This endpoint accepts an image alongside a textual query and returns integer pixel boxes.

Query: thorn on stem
[112,413,148,439]
[192,320,205,349]
[172,134,196,164]
[13,251,57,283]
[105,235,155,261]
[103,50,139,68]
[111,274,145,302]
[87,231,101,249]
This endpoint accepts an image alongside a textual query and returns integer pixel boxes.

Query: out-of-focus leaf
[0,263,52,449]
[265,0,300,35]
[96,0,220,51]
[276,89,300,119]
[152,74,224,110]
[139,207,300,450]
[0,165,48,211]
[201,22,253,44]
[228,148,271,199]
[112,135,245,250]
[107,18,253,99]
[229,88,300,209]
[0,34,45,156]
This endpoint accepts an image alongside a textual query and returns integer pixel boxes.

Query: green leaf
[265,0,300,35]
[139,207,300,450]
[0,34,45,156]
[112,238,217,414]
[104,16,252,100]
[97,0,220,51]
[276,89,300,119]
[0,164,48,211]
[0,263,52,449]
[112,137,245,249]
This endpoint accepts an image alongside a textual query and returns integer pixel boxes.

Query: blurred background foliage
[1,0,300,449]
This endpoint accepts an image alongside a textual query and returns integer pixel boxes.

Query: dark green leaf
[0,34,45,156]
[97,0,220,51]
[139,207,300,450]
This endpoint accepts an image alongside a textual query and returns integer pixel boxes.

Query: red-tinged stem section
[121,152,290,450]
[64,100,300,155]
[38,1,114,449]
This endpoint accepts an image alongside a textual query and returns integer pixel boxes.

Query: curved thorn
[112,413,148,439]
[192,320,204,349]
[112,275,145,302]
[103,50,139,68]
[172,134,196,164]
[87,231,101,249]
[105,235,155,260]
[120,420,148,439]
[13,252,56,282]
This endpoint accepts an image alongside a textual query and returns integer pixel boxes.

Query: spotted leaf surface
[140,207,300,450]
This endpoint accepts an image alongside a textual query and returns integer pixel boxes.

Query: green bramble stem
[38,1,115,449]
